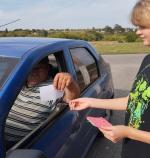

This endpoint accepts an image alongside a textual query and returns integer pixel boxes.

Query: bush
[125,32,137,42]
[103,34,125,42]
[48,31,104,41]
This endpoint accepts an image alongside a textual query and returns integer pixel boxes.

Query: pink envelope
[86,116,112,128]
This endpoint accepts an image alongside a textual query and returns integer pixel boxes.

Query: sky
[0,0,138,30]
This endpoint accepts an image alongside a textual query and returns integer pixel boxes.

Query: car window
[70,47,98,91]
[4,52,67,150]
[0,56,19,89]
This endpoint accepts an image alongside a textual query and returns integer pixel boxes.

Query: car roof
[0,37,80,58]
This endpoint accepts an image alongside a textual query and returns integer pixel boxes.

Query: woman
[69,0,150,157]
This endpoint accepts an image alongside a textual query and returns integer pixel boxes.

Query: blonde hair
[131,0,150,27]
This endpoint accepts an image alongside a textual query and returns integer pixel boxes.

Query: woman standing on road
[69,0,150,158]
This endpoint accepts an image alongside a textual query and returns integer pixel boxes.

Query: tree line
[0,24,140,42]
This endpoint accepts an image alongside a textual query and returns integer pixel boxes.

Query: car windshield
[0,56,19,89]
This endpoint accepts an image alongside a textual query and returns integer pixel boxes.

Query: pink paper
[86,116,112,128]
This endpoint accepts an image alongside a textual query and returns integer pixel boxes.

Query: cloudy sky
[0,0,137,30]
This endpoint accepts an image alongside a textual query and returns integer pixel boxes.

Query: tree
[114,24,125,33]
[103,25,114,34]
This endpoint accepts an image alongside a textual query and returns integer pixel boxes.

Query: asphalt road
[86,54,147,158]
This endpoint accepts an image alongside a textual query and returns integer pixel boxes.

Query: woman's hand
[69,98,92,110]
[99,125,129,143]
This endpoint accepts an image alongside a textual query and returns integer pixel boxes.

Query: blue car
[0,37,114,158]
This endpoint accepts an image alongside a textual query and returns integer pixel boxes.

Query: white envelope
[39,84,64,103]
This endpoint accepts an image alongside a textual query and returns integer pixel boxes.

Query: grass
[90,41,150,55]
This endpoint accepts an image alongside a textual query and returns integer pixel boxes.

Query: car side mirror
[6,149,47,158]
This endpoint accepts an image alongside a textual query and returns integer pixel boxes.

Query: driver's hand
[53,73,73,91]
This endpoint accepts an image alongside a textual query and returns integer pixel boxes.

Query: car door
[4,50,81,158]
[54,46,108,158]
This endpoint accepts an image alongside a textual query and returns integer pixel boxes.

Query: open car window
[0,56,19,89]
[5,51,67,151]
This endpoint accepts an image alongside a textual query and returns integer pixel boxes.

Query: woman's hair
[131,0,150,27]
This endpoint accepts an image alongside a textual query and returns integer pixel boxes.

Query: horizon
[1,24,136,31]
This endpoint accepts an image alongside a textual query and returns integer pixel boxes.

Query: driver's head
[27,58,50,87]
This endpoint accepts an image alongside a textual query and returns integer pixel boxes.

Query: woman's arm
[89,96,129,110]
[127,127,150,144]
[100,125,150,144]
[69,96,129,111]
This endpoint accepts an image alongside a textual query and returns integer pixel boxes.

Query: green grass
[90,41,150,55]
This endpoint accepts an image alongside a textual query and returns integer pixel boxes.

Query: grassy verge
[90,41,150,55]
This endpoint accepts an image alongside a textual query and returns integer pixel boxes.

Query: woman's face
[136,26,150,46]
